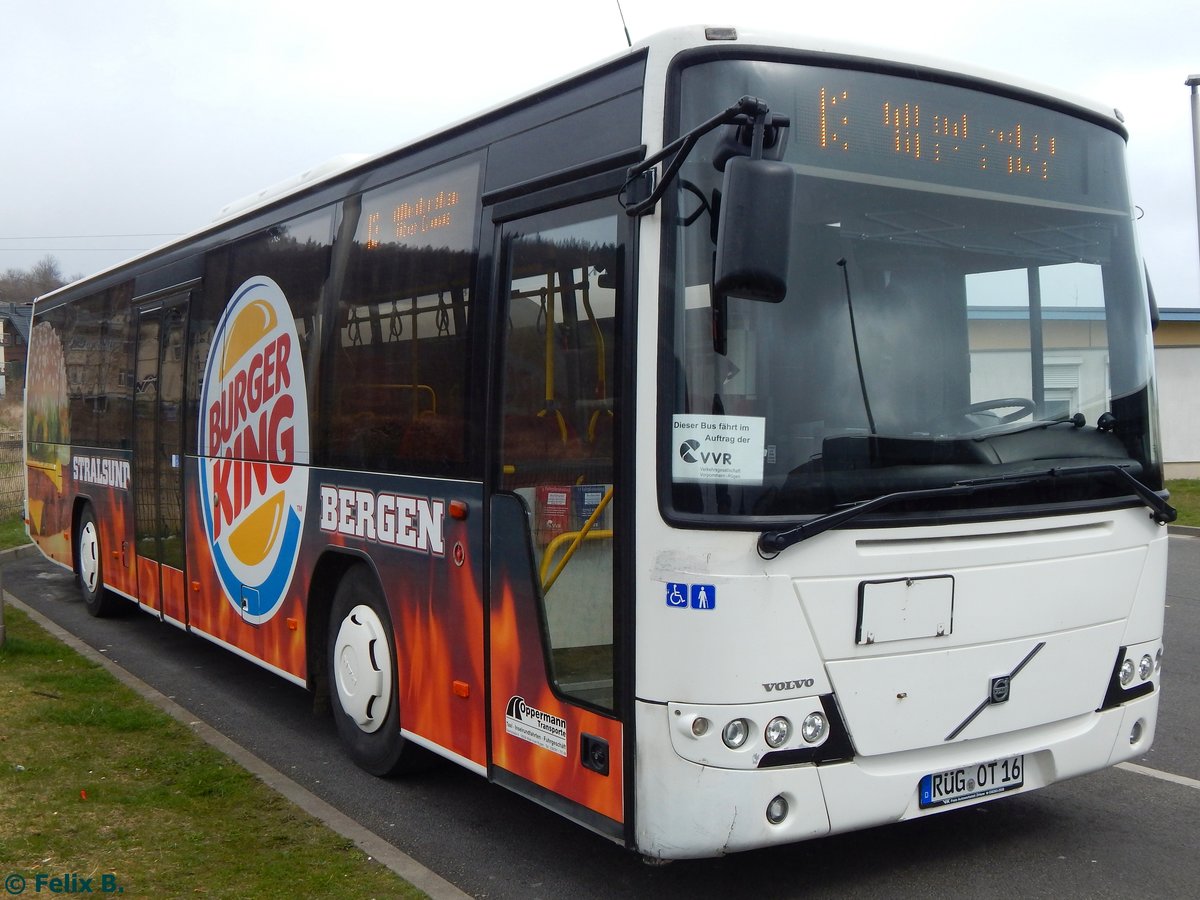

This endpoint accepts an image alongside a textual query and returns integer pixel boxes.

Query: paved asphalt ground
[3,534,1198,899]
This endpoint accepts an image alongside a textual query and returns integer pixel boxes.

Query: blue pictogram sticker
[666,583,689,608]
[690,584,716,610]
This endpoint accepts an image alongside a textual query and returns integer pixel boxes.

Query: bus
[25,25,1170,860]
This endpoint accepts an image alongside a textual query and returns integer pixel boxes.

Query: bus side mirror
[713,156,794,303]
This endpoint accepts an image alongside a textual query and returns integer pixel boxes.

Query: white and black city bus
[26,26,1169,859]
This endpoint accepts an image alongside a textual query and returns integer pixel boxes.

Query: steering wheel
[958,397,1036,425]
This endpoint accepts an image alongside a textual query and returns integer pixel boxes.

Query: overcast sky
[2,0,1197,306]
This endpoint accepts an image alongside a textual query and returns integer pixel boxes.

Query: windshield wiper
[757,462,1176,557]
[956,463,1176,524]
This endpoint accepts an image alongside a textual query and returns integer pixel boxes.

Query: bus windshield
[665,58,1160,521]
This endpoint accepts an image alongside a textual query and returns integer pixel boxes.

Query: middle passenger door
[488,196,628,838]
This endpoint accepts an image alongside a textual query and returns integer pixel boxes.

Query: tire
[76,506,118,617]
[327,565,427,775]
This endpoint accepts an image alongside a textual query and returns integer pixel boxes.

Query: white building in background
[1154,309,1200,478]
[966,303,1198,480]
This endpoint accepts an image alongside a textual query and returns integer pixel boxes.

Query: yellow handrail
[366,383,437,415]
[540,486,615,591]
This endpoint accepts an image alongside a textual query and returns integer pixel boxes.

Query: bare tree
[0,255,68,302]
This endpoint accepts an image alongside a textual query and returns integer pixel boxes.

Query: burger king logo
[198,276,309,623]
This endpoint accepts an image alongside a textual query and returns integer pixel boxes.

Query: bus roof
[35,25,1126,306]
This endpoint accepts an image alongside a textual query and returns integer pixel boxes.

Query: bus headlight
[722,718,750,749]
[1138,655,1153,681]
[764,717,791,748]
[801,711,827,744]
[1119,658,1135,686]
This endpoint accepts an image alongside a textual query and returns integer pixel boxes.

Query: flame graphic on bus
[198,276,309,623]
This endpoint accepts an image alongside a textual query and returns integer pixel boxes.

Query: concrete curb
[1168,524,1200,537]
[0,547,469,900]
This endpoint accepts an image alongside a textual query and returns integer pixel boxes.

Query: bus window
[499,203,620,710]
[967,262,1110,426]
[325,159,481,476]
[38,284,136,452]
[188,206,333,461]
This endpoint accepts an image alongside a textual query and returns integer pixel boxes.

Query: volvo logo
[989,675,1011,704]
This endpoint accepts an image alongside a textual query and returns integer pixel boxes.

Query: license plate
[919,754,1024,809]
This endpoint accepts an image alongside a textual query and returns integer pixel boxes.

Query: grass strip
[0,605,424,898]
[1165,479,1200,527]
[0,512,29,550]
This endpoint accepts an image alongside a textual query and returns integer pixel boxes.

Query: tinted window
[31,282,135,451]
[323,157,481,475]
[188,208,334,458]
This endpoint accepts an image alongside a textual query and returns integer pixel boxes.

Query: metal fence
[0,432,22,518]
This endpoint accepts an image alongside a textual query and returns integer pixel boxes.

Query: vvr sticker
[198,276,309,624]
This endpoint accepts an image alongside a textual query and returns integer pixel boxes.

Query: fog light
[722,718,749,749]
[691,716,710,737]
[764,717,792,748]
[1138,655,1153,681]
[1129,719,1144,745]
[766,794,789,825]
[1119,658,1135,686]
[801,711,827,744]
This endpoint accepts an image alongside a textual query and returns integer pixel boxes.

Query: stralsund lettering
[72,455,131,490]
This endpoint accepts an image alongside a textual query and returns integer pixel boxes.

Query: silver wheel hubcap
[79,521,100,594]
[333,604,393,734]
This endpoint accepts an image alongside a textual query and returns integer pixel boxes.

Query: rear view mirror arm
[621,96,772,218]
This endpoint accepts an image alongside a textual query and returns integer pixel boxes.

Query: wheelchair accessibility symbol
[665,582,716,611]
[666,583,688,607]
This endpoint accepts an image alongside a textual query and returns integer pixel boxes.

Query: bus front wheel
[327,566,425,775]
[76,506,118,617]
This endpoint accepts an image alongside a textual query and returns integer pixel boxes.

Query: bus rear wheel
[327,565,427,775]
[76,506,118,617]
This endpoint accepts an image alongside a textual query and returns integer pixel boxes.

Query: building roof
[0,301,33,343]
[1156,307,1200,322]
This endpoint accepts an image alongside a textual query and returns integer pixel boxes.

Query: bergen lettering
[320,485,445,555]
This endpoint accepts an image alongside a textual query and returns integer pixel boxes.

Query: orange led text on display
[818,87,1059,181]
[365,190,461,249]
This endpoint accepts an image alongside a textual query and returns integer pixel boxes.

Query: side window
[500,201,622,711]
[324,158,481,475]
[26,306,72,453]
[188,207,333,458]
[65,292,103,448]
[32,283,135,451]
[96,282,135,449]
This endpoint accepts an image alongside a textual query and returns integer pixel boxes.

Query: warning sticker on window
[671,415,765,484]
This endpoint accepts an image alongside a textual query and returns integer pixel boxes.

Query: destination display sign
[683,61,1129,211]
